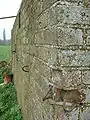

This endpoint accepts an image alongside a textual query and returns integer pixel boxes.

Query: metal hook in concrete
[22,65,29,72]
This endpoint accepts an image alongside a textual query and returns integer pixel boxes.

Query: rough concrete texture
[11,0,90,120]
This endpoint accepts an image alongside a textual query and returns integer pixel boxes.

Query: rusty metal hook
[22,65,29,72]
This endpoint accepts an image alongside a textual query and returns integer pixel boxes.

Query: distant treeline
[0,39,11,45]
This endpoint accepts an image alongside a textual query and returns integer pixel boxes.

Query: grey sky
[0,0,22,40]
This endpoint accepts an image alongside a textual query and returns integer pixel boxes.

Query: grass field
[0,45,10,61]
[0,45,23,120]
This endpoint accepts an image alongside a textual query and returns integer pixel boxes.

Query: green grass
[0,83,23,120]
[0,45,23,120]
[0,45,10,61]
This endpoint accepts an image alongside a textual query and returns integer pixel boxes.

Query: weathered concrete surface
[11,0,90,120]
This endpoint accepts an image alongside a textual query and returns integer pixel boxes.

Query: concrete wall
[11,0,90,119]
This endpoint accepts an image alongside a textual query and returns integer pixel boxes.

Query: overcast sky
[0,0,22,40]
